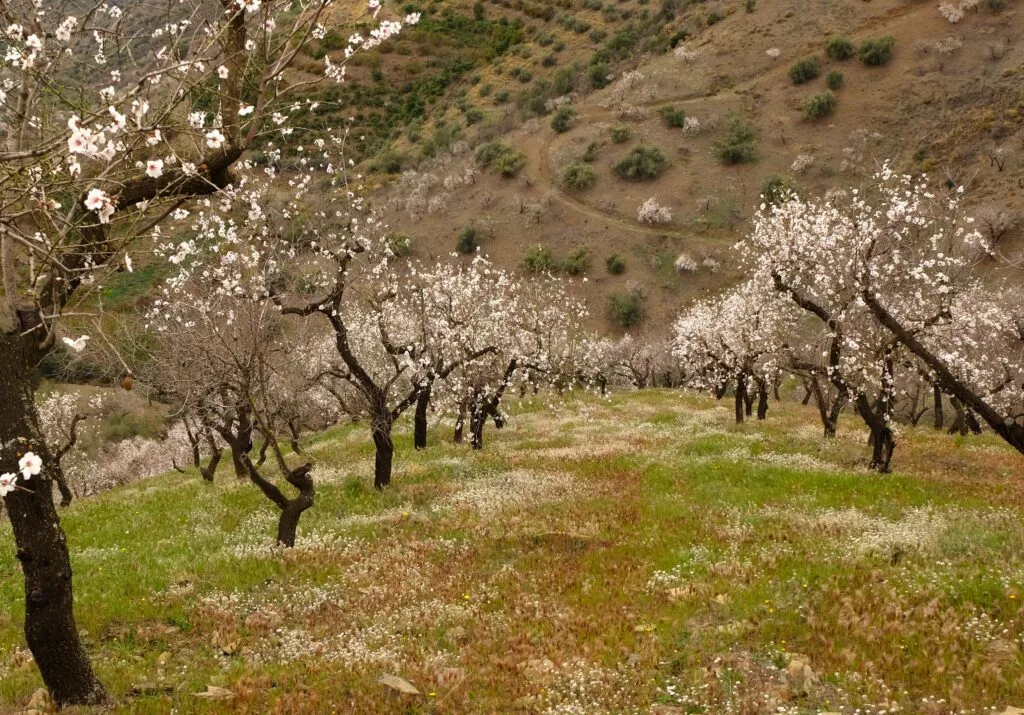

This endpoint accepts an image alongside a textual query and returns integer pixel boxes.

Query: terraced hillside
[357,0,1024,330]
[2,390,1023,712]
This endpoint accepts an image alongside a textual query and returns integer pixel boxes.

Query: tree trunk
[756,379,769,420]
[800,381,812,406]
[200,448,222,482]
[933,386,944,431]
[413,383,431,450]
[230,439,248,478]
[810,375,844,437]
[453,400,466,444]
[856,395,895,473]
[734,374,746,424]
[743,390,754,418]
[287,419,303,455]
[275,470,314,548]
[0,333,107,706]
[470,403,487,451]
[948,397,969,436]
[372,416,394,490]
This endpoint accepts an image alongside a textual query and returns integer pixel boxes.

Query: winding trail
[518,0,925,241]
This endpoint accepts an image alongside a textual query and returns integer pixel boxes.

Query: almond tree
[0,0,413,702]
[741,185,909,469]
[673,281,795,423]
[738,168,1024,467]
[443,277,590,449]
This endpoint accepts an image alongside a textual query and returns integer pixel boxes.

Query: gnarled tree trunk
[734,374,746,424]
[413,383,431,450]
[756,378,769,420]
[933,386,944,431]
[372,414,394,489]
[0,332,107,706]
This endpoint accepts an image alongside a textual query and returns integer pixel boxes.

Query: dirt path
[519,0,927,239]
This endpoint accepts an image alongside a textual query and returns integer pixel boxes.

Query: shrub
[859,36,895,66]
[589,62,612,88]
[553,66,577,94]
[385,232,413,257]
[562,247,590,276]
[609,125,631,143]
[660,106,686,128]
[494,89,510,103]
[522,245,558,273]
[826,70,844,90]
[582,142,599,162]
[788,56,820,85]
[542,54,558,67]
[456,227,479,254]
[713,118,758,165]
[985,0,1005,13]
[744,0,756,11]
[825,36,855,61]
[475,141,508,167]
[759,174,797,206]
[803,91,836,120]
[608,290,645,327]
[561,163,596,190]
[706,9,723,24]
[605,253,626,274]
[464,106,485,125]
[476,141,526,177]
[614,145,666,180]
[551,106,577,133]
[494,149,526,177]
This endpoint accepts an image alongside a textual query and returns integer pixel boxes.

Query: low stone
[378,673,420,696]
[785,659,817,696]
[518,658,556,682]
[26,689,51,711]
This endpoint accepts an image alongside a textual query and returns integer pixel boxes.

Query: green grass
[2,391,1024,712]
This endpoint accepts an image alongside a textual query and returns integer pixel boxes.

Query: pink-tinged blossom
[18,452,42,480]
[0,473,16,497]
[205,129,225,149]
[146,159,164,178]
[62,335,90,352]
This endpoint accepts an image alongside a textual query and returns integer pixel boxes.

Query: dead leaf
[378,673,420,696]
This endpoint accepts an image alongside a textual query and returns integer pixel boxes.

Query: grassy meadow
[1,390,1023,713]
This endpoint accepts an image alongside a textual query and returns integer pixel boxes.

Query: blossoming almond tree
[740,167,1024,467]
[0,0,415,703]
[673,280,796,423]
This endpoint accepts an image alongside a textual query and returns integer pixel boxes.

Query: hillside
[346,0,1024,331]
[2,391,1024,712]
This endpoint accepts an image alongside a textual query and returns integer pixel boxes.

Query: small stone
[785,659,817,696]
[518,658,556,682]
[378,673,420,696]
[26,689,51,711]
[193,685,234,699]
